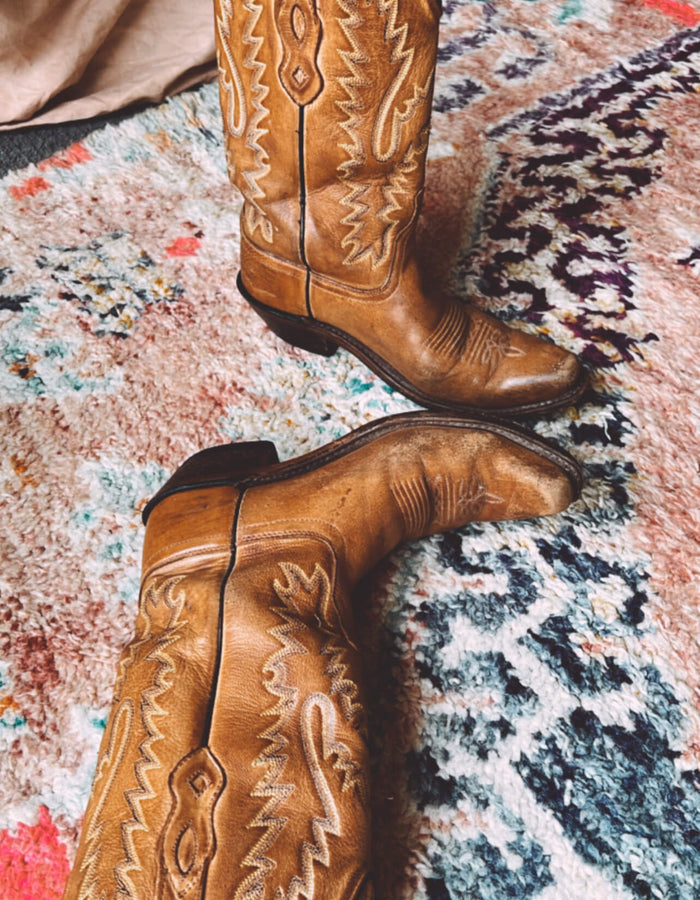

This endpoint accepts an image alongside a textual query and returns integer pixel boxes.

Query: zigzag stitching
[241,0,273,243]
[283,694,344,899]
[320,633,363,729]
[371,0,426,163]
[317,641,368,803]
[340,130,428,269]
[216,0,246,139]
[236,562,367,897]
[371,121,430,268]
[234,603,307,900]
[336,1,431,268]
[112,578,188,898]
[76,701,134,900]
[337,0,372,266]
[336,0,368,172]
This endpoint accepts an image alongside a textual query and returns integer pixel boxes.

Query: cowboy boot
[214,0,586,416]
[64,412,581,899]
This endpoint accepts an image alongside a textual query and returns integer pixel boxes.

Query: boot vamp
[238,422,577,584]
[314,266,581,410]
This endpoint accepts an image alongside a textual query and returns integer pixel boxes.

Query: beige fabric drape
[0,0,217,129]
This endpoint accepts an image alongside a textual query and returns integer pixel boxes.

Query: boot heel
[258,305,339,357]
[143,441,280,523]
[237,273,339,358]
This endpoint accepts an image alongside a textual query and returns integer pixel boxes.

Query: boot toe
[473,431,581,522]
[431,306,587,415]
[517,456,578,518]
[483,329,586,413]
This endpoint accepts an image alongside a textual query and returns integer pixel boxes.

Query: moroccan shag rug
[2,1,700,898]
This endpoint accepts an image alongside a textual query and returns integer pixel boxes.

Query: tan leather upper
[64,417,579,900]
[216,0,305,264]
[215,0,584,413]
[216,0,438,295]
[303,0,440,292]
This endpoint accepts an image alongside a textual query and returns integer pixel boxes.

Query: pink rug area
[1,2,699,898]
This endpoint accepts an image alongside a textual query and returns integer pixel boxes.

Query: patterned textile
[1,1,699,897]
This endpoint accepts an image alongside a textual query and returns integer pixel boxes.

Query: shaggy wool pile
[2,1,700,898]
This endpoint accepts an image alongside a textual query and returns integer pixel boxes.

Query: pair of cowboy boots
[64,3,586,898]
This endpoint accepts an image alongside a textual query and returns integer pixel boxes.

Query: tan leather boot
[214,0,586,416]
[64,413,581,899]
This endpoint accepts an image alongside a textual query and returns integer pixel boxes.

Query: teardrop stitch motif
[275,0,324,106]
[336,0,432,271]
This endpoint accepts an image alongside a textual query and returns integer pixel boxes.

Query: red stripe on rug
[37,142,93,171]
[9,177,51,201]
[637,0,700,25]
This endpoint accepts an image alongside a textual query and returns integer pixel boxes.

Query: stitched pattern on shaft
[370,0,431,163]
[216,0,247,141]
[287,693,349,899]
[235,562,366,900]
[275,0,324,106]
[158,746,226,900]
[76,577,189,900]
[320,631,364,730]
[235,598,303,899]
[336,0,432,271]
[230,0,274,244]
[76,701,135,900]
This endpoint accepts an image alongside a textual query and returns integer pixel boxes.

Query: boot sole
[143,410,584,523]
[237,273,589,418]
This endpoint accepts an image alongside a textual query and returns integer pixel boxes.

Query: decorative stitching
[423,301,470,361]
[275,0,324,106]
[391,470,505,535]
[74,577,189,899]
[284,693,356,898]
[320,633,364,731]
[430,472,505,527]
[216,0,247,140]
[235,562,366,899]
[336,1,432,269]
[370,1,432,163]
[114,578,189,897]
[76,701,134,900]
[460,315,512,383]
[233,573,308,900]
[390,475,433,539]
[240,0,274,244]
[159,746,226,898]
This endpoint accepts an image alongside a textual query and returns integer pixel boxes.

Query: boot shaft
[215,0,440,301]
[65,554,371,900]
[65,415,580,899]
[66,488,372,899]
